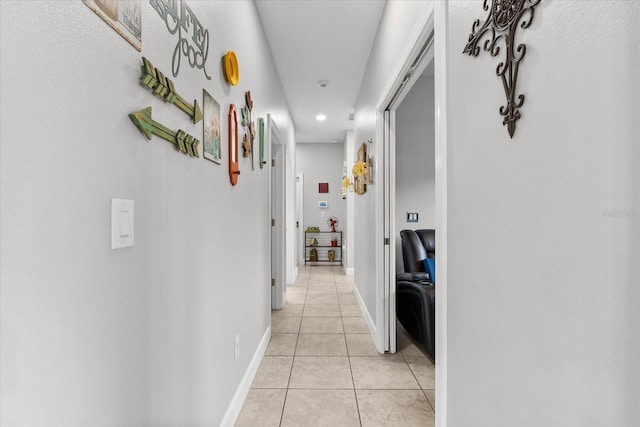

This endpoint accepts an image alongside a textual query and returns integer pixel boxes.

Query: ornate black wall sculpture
[463,0,541,138]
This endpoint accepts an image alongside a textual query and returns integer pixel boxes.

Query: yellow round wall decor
[223,51,239,86]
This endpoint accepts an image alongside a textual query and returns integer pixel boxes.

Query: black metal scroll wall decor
[150,0,211,80]
[463,0,541,138]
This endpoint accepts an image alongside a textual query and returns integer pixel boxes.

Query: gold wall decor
[463,0,541,138]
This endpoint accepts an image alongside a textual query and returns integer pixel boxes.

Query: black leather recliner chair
[396,229,436,360]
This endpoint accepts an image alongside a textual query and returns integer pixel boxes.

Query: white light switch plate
[111,199,134,249]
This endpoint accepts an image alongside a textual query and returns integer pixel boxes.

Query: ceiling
[255,0,387,143]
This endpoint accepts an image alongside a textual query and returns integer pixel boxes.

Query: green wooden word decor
[139,57,203,124]
[129,107,200,157]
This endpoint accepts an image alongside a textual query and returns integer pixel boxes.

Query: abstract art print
[203,90,221,164]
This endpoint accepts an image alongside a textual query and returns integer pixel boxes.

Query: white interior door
[269,115,286,310]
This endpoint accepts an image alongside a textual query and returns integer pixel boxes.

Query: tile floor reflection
[236,266,435,427]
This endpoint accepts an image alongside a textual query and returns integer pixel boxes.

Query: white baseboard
[220,326,271,427]
[352,283,377,343]
[342,266,354,276]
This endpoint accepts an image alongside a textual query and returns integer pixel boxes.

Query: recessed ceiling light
[316,114,326,121]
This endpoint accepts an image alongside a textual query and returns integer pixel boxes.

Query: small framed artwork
[319,183,329,193]
[83,0,141,51]
[318,201,328,209]
[203,90,221,164]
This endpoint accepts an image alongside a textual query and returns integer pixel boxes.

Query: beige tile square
[306,292,339,305]
[251,356,293,388]
[346,334,380,356]
[289,356,353,389]
[235,388,286,427]
[350,356,419,389]
[272,316,301,334]
[424,389,436,412]
[271,304,304,318]
[396,327,429,357]
[303,304,341,317]
[340,304,362,317]
[342,317,369,334]
[405,356,435,389]
[286,292,307,304]
[307,286,337,295]
[356,390,434,427]
[281,389,360,427]
[265,334,298,356]
[336,286,355,295]
[295,333,347,356]
[338,294,358,305]
[308,280,336,287]
[300,317,344,334]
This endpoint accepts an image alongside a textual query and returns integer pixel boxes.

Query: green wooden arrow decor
[129,107,200,157]
[139,57,203,124]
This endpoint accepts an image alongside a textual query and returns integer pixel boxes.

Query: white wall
[0,1,294,425]
[296,143,346,247]
[353,0,433,330]
[443,1,640,426]
[395,75,435,272]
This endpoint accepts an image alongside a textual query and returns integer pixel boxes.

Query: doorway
[270,115,286,310]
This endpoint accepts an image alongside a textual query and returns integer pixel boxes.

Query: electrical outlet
[234,334,240,361]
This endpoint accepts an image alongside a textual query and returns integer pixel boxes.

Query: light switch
[112,199,134,249]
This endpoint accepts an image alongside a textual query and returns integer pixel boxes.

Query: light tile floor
[236,266,435,427]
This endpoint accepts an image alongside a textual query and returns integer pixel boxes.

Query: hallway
[236,266,435,426]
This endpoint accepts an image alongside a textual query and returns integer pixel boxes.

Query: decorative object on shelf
[140,57,202,124]
[306,226,320,232]
[327,216,338,233]
[150,0,211,80]
[463,0,541,138]
[258,117,266,168]
[304,230,342,265]
[129,107,200,157]
[318,183,329,193]
[228,104,240,185]
[84,0,141,51]
[202,89,221,164]
[222,50,239,86]
[353,142,370,195]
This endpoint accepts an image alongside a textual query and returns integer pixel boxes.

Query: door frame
[374,2,449,425]
[296,173,304,267]
[269,114,286,310]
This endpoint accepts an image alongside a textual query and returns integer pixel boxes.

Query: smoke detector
[318,80,329,88]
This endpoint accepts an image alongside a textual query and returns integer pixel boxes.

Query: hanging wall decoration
[129,107,200,157]
[463,0,541,138]
[258,117,266,169]
[222,51,239,86]
[84,0,142,51]
[139,57,202,124]
[353,142,370,195]
[202,89,221,164]
[228,104,240,186]
[149,0,211,80]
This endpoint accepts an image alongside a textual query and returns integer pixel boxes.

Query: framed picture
[83,0,141,51]
[203,90,221,164]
